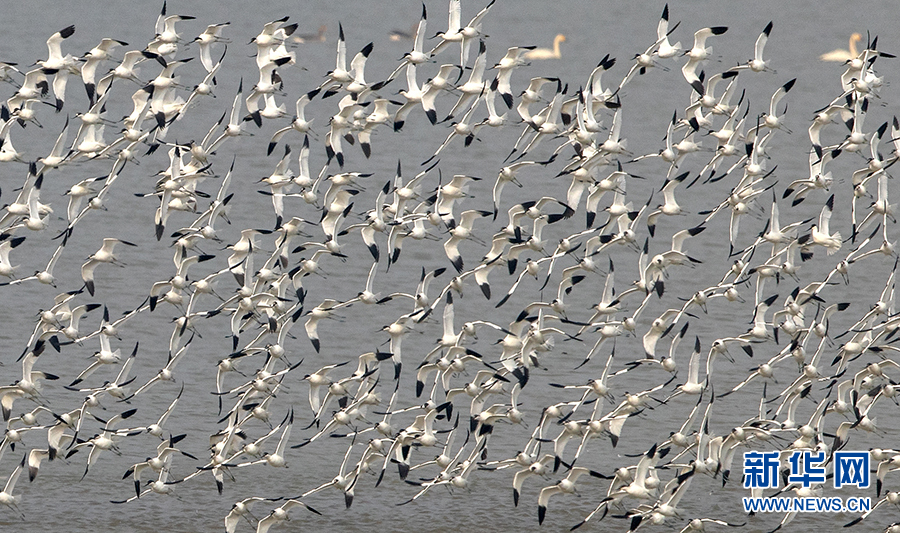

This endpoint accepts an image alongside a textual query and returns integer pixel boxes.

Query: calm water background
[0,1,898,532]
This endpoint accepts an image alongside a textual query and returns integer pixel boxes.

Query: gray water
[0,1,899,532]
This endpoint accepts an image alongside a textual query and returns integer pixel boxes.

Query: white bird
[304,299,342,353]
[429,0,493,67]
[600,106,629,155]
[267,89,319,156]
[762,78,796,132]
[802,194,842,256]
[445,40,488,121]
[655,4,682,59]
[679,517,747,532]
[820,33,863,62]
[492,46,534,107]
[194,22,231,72]
[682,26,729,85]
[66,408,140,478]
[524,34,566,61]
[178,49,227,120]
[647,171,689,236]
[303,361,350,416]
[393,62,442,130]
[255,499,320,533]
[145,385,182,438]
[444,209,492,272]
[252,16,297,68]
[516,83,569,159]
[324,93,363,168]
[388,3,429,81]
[147,10,196,58]
[0,237,25,279]
[357,98,392,158]
[235,410,294,469]
[81,238,137,296]
[516,76,557,125]
[742,21,774,72]
[126,336,193,399]
[667,336,706,399]
[320,23,353,94]
[428,99,483,162]
[208,79,248,154]
[538,466,604,524]
[473,79,509,131]
[36,117,73,174]
[6,68,48,114]
[37,25,78,111]
[80,37,128,104]
[246,56,293,125]
[0,455,25,519]
[224,496,280,533]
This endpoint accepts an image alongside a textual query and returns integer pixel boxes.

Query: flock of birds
[0,1,900,532]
